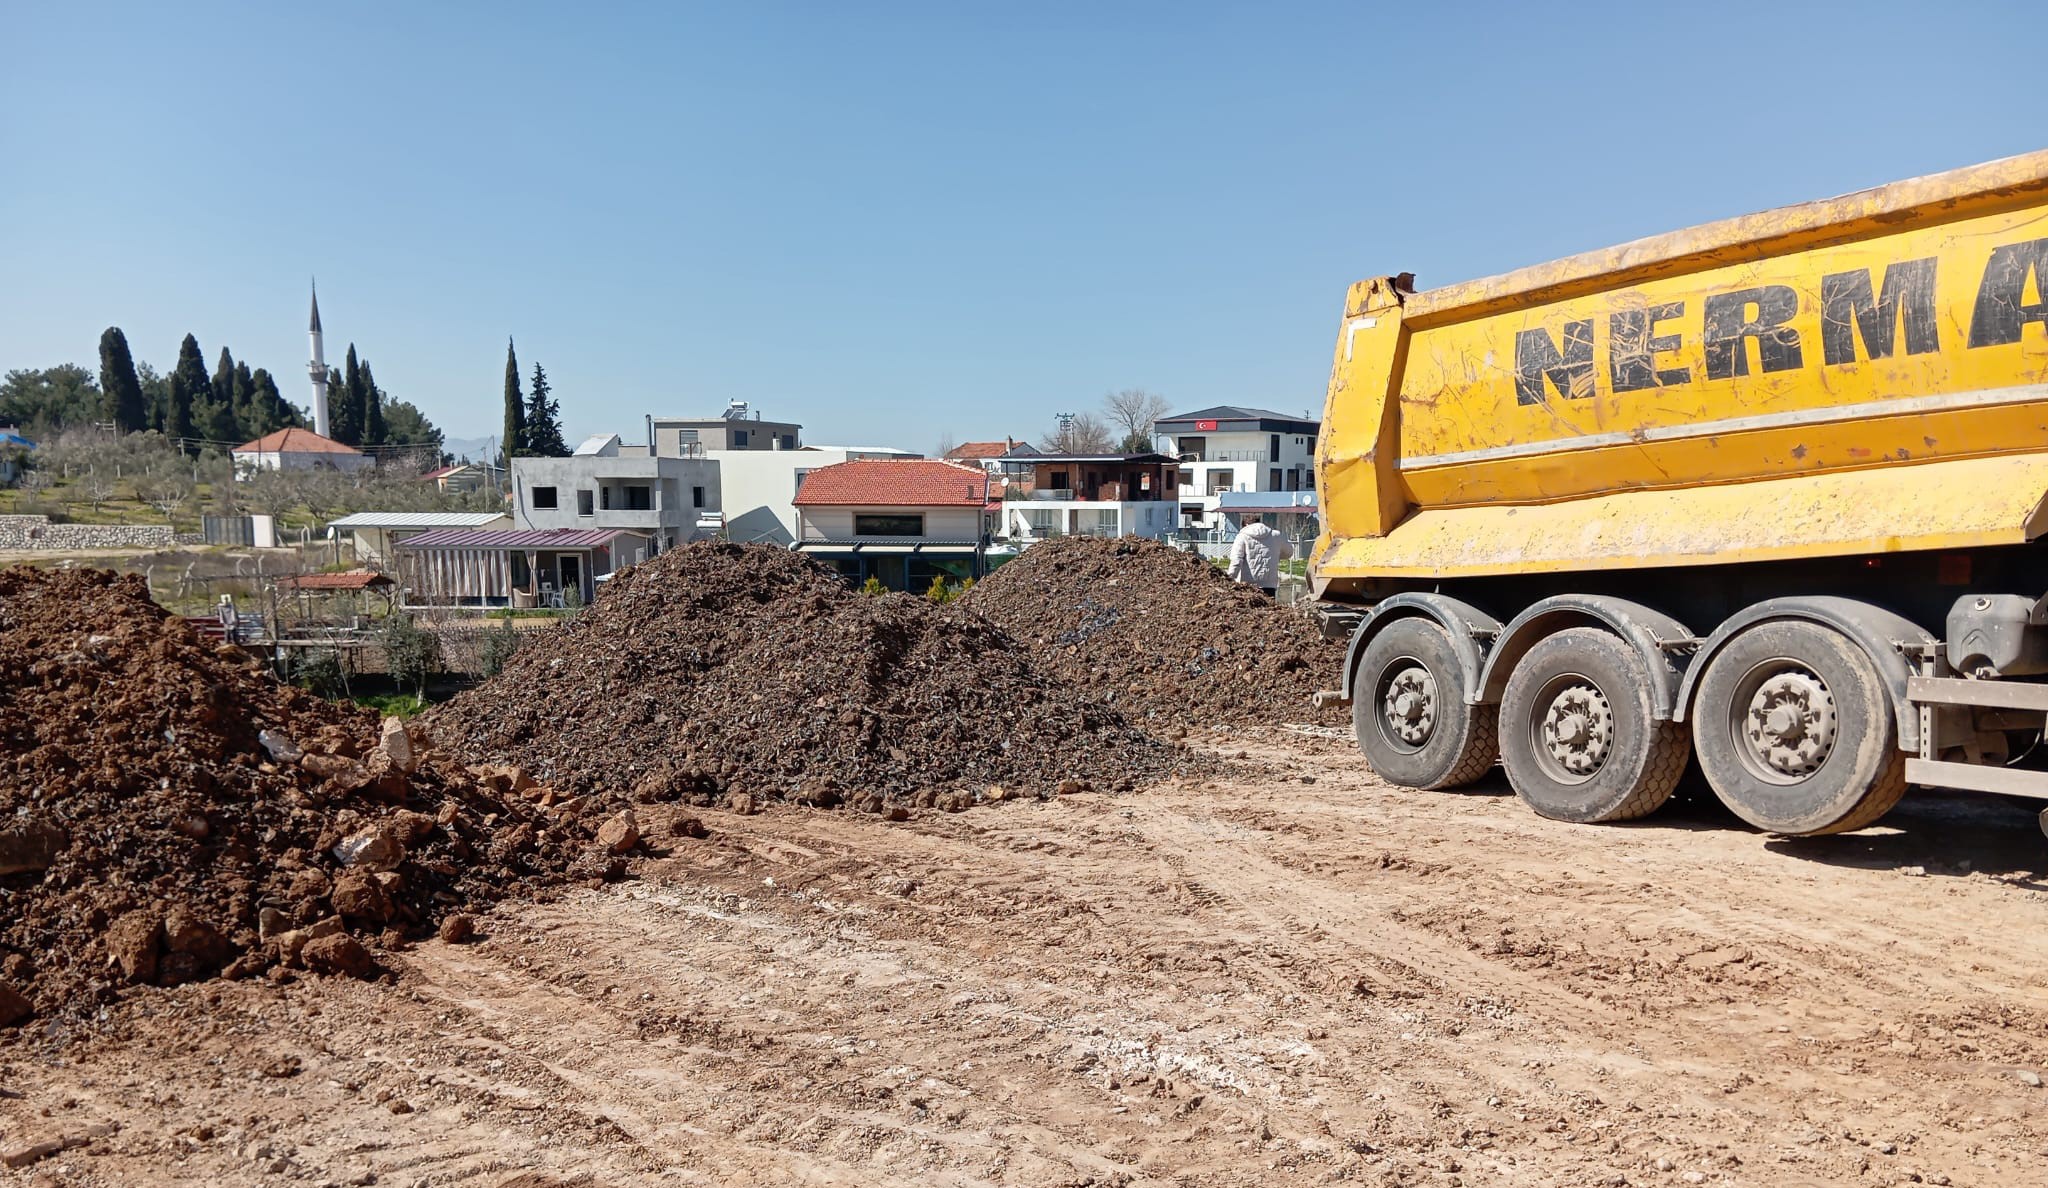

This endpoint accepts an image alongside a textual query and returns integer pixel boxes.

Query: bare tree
[15,466,51,512]
[1102,388,1170,452]
[136,469,195,520]
[78,467,117,514]
[1045,411,1116,454]
[934,432,958,459]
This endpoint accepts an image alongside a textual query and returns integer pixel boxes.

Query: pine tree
[360,358,387,447]
[502,338,526,461]
[98,327,147,433]
[524,361,566,456]
[170,334,211,450]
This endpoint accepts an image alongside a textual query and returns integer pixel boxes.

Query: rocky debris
[437,913,477,944]
[959,536,1348,727]
[0,567,599,1024]
[427,543,1195,810]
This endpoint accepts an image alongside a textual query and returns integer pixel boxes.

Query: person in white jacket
[1226,515,1294,598]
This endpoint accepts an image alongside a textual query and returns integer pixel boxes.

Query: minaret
[307,281,331,438]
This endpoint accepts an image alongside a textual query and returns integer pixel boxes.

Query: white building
[510,433,720,554]
[232,427,372,478]
[998,452,1182,543]
[712,445,918,546]
[1152,405,1320,529]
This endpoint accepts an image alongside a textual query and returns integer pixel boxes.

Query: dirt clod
[300,933,375,979]
[437,914,477,944]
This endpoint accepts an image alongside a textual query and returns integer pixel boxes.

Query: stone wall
[0,515,181,552]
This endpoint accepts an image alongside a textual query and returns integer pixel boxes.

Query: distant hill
[441,435,497,464]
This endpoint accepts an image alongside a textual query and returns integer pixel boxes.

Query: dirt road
[6,733,2046,1186]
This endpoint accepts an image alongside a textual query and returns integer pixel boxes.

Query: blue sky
[1,1,2038,453]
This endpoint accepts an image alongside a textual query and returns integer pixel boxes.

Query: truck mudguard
[1477,595,1698,719]
[1341,592,1501,705]
[1673,596,1938,750]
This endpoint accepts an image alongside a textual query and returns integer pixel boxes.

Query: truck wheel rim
[1531,673,1612,785]
[1377,661,1437,752]
[1729,662,1837,785]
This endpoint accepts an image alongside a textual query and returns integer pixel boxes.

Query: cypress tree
[98,327,147,433]
[170,334,211,450]
[332,344,365,445]
[360,358,387,447]
[233,361,257,435]
[525,361,566,456]
[251,369,298,431]
[502,338,526,461]
[166,371,195,446]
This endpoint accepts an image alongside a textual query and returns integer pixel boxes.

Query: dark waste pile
[426,543,1196,808]
[959,536,1346,726]
[0,568,619,1028]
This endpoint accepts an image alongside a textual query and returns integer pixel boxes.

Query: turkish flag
[1194,419,1217,431]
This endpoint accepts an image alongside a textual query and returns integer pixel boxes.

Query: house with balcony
[1153,405,1321,529]
[1000,452,1180,543]
[510,431,722,555]
[790,458,998,591]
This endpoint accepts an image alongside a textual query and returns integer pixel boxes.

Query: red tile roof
[793,459,992,507]
[233,427,363,455]
[945,440,1013,460]
[275,569,394,591]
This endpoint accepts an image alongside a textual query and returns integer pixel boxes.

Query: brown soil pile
[0,568,607,1029]
[960,536,1346,727]
[426,543,1194,808]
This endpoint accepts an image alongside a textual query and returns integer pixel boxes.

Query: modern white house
[510,433,722,554]
[1152,405,1320,529]
[231,427,373,478]
[325,511,513,565]
[999,452,1182,543]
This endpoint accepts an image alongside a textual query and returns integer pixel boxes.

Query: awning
[792,540,982,556]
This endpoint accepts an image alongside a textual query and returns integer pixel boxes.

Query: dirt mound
[426,543,1194,808]
[0,568,603,1027]
[960,536,1346,727]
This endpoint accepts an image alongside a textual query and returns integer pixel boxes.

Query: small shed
[326,511,513,565]
[273,569,396,621]
[394,527,651,608]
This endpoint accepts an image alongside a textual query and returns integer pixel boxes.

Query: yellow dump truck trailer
[1312,150,2048,835]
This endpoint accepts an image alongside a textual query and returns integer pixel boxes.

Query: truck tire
[1689,620,1906,835]
[1352,617,1498,788]
[1498,627,1688,823]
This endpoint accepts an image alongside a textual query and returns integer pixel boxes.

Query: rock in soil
[958,535,1347,727]
[427,543,1198,808]
[300,932,375,979]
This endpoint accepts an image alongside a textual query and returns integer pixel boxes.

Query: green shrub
[381,613,442,694]
[479,618,524,678]
[289,648,347,699]
[860,576,887,597]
